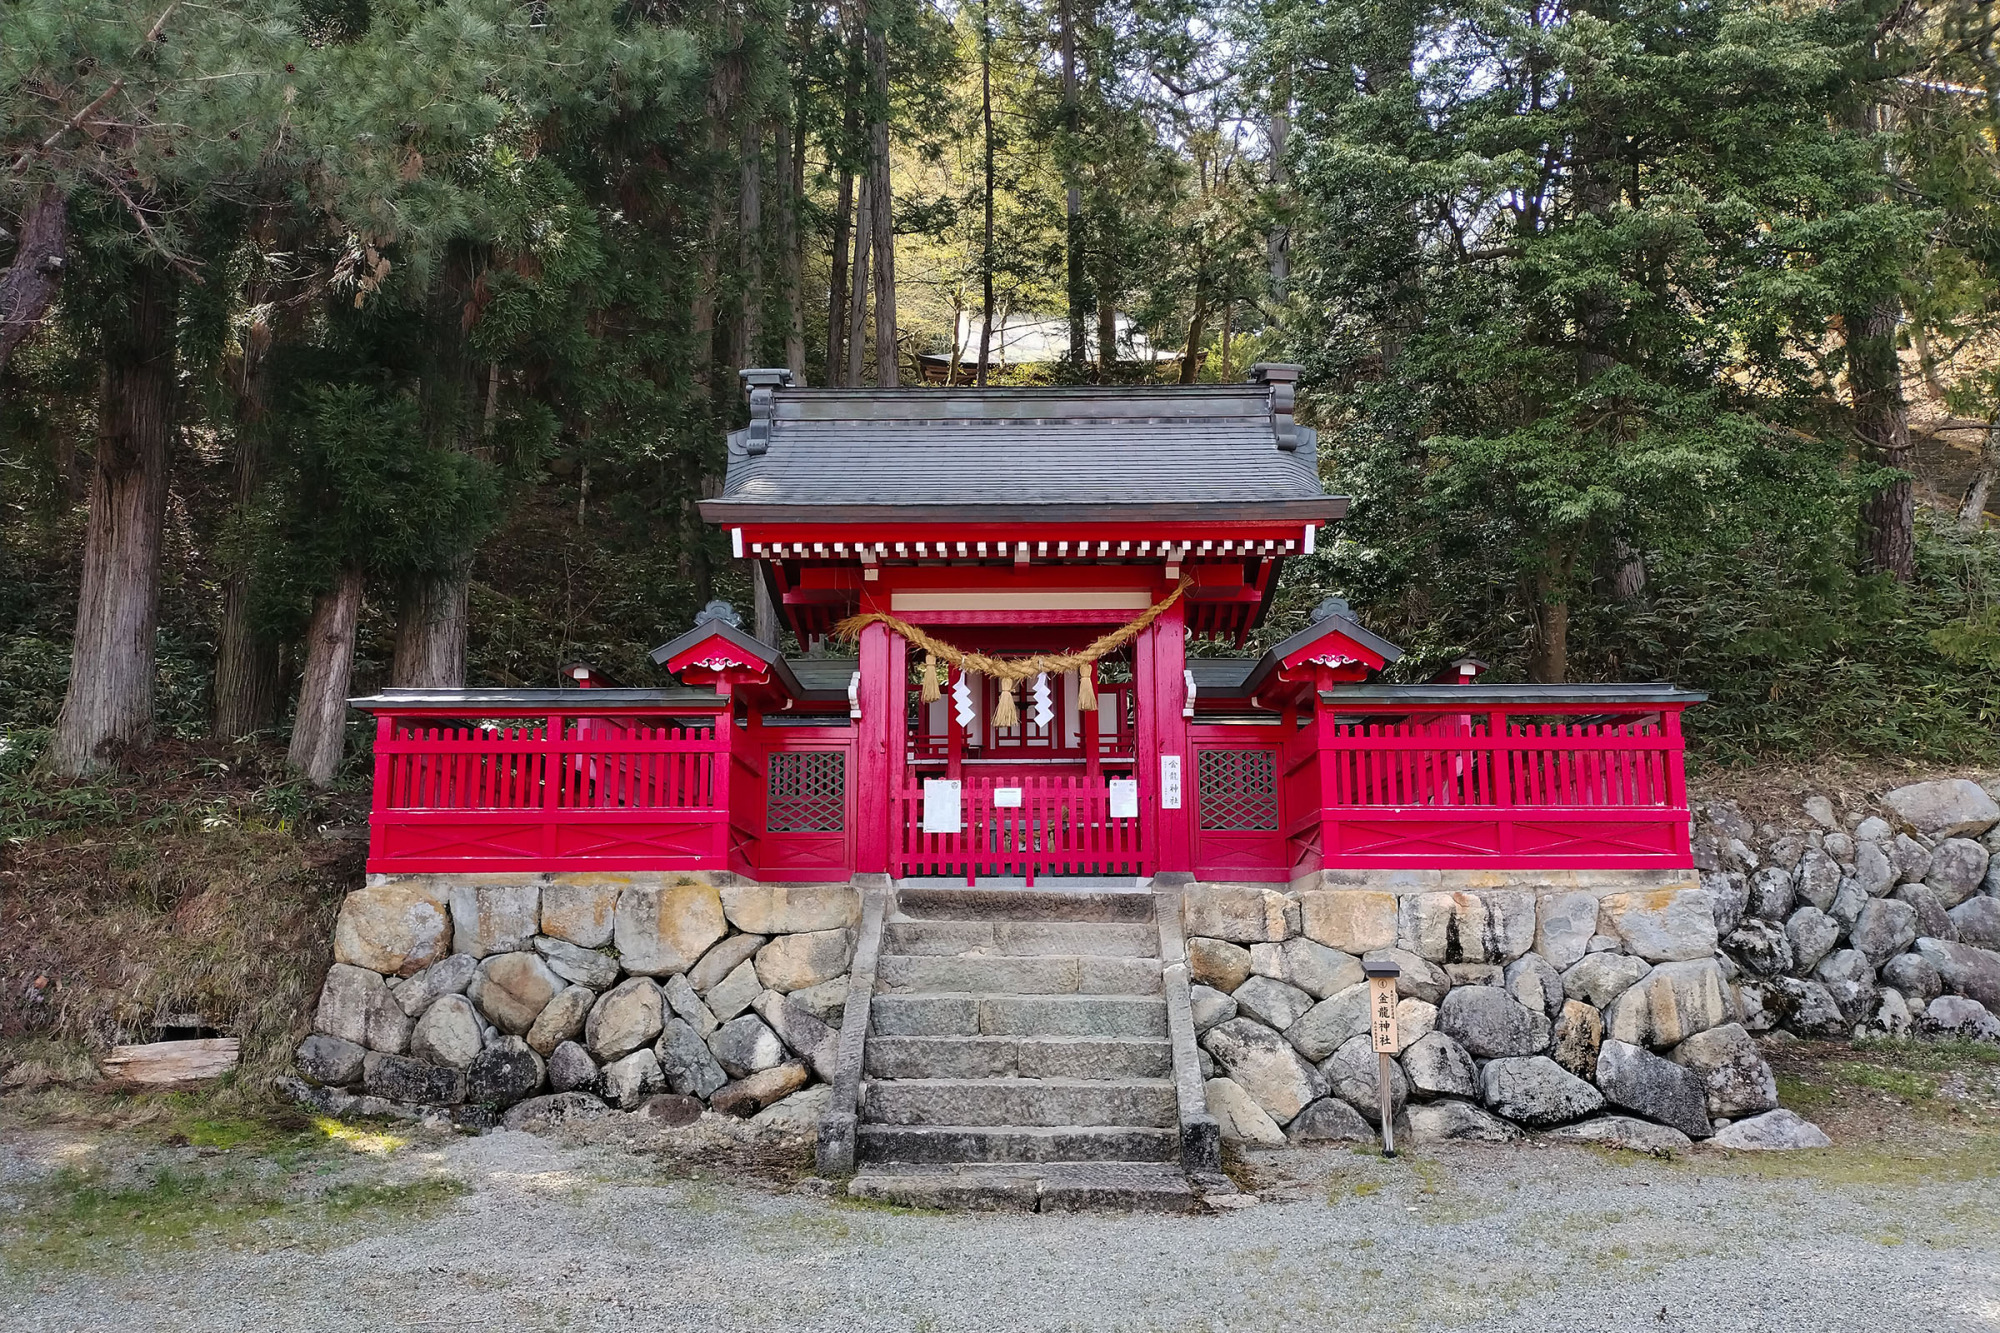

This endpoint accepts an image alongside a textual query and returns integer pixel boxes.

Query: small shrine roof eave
[1188,612,1407,703]
[647,621,850,703]
[700,496,1347,528]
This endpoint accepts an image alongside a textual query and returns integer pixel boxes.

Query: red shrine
[353,366,1701,883]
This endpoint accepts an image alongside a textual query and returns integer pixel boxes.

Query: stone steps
[875,952,1162,996]
[863,1076,1178,1128]
[847,1161,1195,1212]
[894,887,1156,924]
[866,1034,1173,1080]
[870,992,1171,1039]
[883,919,1158,958]
[855,1124,1179,1165]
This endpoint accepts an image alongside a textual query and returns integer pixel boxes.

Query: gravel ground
[5,1104,1999,1333]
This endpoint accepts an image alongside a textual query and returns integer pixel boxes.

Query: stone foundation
[293,871,855,1128]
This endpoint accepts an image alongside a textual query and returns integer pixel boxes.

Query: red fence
[892,774,1147,884]
[1308,705,1691,870]
[368,706,732,873]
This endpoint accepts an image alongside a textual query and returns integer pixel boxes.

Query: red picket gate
[893,773,1148,883]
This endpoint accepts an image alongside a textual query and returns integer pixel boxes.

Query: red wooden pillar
[854,622,906,875]
[1139,596,1193,874]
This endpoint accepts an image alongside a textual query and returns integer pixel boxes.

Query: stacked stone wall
[291,873,854,1129]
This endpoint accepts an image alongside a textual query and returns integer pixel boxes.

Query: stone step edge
[869,991,1169,1004]
[862,1076,1176,1092]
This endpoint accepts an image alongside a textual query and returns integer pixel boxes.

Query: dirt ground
[2,1037,1996,1333]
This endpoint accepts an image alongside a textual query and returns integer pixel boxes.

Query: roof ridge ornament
[740,367,794,456]
[1251,362,1308,453]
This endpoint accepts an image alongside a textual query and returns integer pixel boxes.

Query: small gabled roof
[699,374,1342,525]
[648,622,850,704]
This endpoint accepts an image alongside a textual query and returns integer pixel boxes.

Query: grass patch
[1834,1063,1938,1101]
[320,1176,469,1220]
[2,1165,288,1270]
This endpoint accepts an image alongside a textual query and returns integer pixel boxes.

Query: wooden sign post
[1363,959,1401,1157]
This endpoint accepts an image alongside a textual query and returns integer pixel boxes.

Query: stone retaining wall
[292,872,855,1129]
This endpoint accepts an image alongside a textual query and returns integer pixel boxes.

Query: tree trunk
[734,115,763,376]
[1611,539,1648,601]
[753,573,778,644]
[827,167,853,386]
[1059,0,1087,369]
[1848,297,1915,581]
[1960,414,1999,530]
[391,565,470,688]
[0,186,68,371]
[1910,316,1947,403]
[781,113,807,382]
[212,305,282,739]
[1097,296,1116,377]
[1178,281,1208,385]
[978,0,996,389]
[1528,545,1575,683]
[847,175,873,386]
[865,6,898,387]
[288,566,363,786]
[48,258,175,776]
[1267,68,1290,306]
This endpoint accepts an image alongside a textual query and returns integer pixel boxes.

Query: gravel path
[6,1117,1999,1333]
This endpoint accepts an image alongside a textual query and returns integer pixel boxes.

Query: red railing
[1313,704,1691,868]
[893,773,1148,883]
[367,706,732,873]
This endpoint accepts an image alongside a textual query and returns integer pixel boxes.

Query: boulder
[1724,920,1793,976]
[1504,954,1564,1019]
[538,879,622,948]
[1865,988,1914,1038]
[1401,1030,1478,1099]
[525,984,595,1056]
[613,879,727,976]
[1705,800,1753,842]
[1299,889,1397,954]
[706,958,764,1022]
[295,1034,366,1087]
[1395,891,1537,963]
[1191,985,1238,1033]
[1603,959,1729,1049]
[448,882,540,959]
[533,936,620,990]
[1402,1099,1520,1145]
[1882,951,1943,1003]
[656,1017,729,1098]
[1670,1022,1776,1118]
[333,881,451,977]
[1201,1017,1328,1125]
[1881,779,2000,838]
[721,882,859,935]
[1286,1096,1374,1143]
[1549,999,1605,1079]
[315,963,388,1047]
[1924,838,1991,907]
[502,1091,610,1131]
[711,1061,810,1118]
[1438,985,1550,1058]
[1319,1033,1408,1125]
[1188,937,1253,992]
[1747,869,1795,923]
[1394,998,1439,1053]
[1913,937,2000,1008]
[1276,937,1365,1000]
[662,973,719,1038]
[547,1040,598,1093]
[465,1035,546,1107]
[1918,994,2000,1041]
[1600,888,1719,962]
[1851,899,1918,964]
[1444,963,1503,988]
[1184,884,1297,943]
[469,951,564,1036]
[1828,877,1868,931]
[1362,948,1450,1005]
[1284,983,1373,1062]
[1595,1040,1711,1139]
[1804,795,1839,829]
[1563,952,1651,1008]
[1203,1076,1286,1146]
[390,953,478,1018]
[1794,850,1841,912]
[1479,1055,1604,1127]
[1813,949,1879,1023]
[361,1051,465,1105]
[754,928,853,993]
[1856,814,1892,841]
[1535,891,1603,971]
[1893,884,1956,944]
[601,1047,665,1110]
[789,977,851,1025]
[1703,873,1749,936]
[751,1084,832,1133]
[584,977,664,1061]
[1785,907,1840,972]
[1949,896,2000,950]
[707,1014,789,1078]
[1749,977,1847,1038]
[1545,1116,1691,1156]
[410,993,484,1069]
[1233,975,1315,1031]
[1708,1109,1830,1150]
[1853,841,1896,897]
[687,933,768,993]
[1891,833,1934,885]
[1825,830,1855,861]
[752,989,840,1082]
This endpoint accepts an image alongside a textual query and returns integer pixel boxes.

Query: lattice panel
[767,751,846,833]
[1198,749,1279,831]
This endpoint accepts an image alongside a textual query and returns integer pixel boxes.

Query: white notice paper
[922,779,963,834]
[1107,779,1139,819]
[994,787,1023,808]
[1160,755,1183,811]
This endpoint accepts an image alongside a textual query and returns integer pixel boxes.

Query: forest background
[6,0,2000,818]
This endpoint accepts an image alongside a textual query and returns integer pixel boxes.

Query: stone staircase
[843,885,1201,1211]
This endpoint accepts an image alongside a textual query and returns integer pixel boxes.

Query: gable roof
[699,382,1343,525]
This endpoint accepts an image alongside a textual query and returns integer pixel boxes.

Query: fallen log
[101,1037,240,1088]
